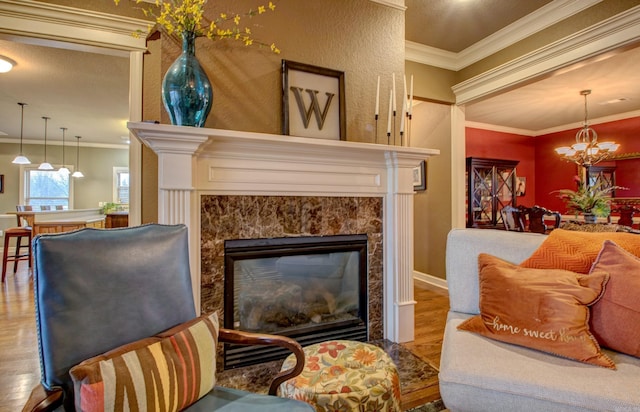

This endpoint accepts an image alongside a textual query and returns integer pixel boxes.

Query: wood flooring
[0,265,40,412]
[0,266,449,412]
[400,281,450,409]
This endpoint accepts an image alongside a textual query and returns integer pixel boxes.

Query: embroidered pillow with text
[459,253,614,369]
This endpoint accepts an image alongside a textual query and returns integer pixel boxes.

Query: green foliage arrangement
[554,176,624,217]
[114,0,280,53]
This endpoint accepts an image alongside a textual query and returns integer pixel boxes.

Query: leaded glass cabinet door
[466,157,519,228]
[587,165,617,195]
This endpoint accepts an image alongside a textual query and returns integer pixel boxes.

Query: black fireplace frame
[223,234,368,368]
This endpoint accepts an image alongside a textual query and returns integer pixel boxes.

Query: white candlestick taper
[392,73,396,113]
[409,74,414,116]
[387,90,392,134]
[375,75,380,117]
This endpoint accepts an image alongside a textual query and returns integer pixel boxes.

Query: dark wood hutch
[466,157,519,229]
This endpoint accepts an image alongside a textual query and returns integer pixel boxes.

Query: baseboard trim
[413,270,448,290]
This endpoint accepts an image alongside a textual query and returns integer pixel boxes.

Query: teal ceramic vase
[162,31,212,127]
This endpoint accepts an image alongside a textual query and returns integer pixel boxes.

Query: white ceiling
[465,46,640,134]
[405,0,553,53]
[0,38,130,147]
[0,1,638,145]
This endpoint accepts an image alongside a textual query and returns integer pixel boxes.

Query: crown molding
[467,109,640,137]
[0,0,149,53]
[405,40,459,70]
[0,137,129,150]
[453,5,640,105]
[369,0,406,11]
[405,0,602,70]
[534,109,640,136]
[465,121,537,137]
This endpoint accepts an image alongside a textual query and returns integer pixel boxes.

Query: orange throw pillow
[458,253,614,369]
[520,229,640,273]
[589,240,640,357]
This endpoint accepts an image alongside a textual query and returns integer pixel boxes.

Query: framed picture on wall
[413,161,427,191]
[0,174,4,193]
[516,176,526,196]
[282,60,346,140]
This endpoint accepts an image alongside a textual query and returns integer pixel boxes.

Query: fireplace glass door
[224,234,367,367]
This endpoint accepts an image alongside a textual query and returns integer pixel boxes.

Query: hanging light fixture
[554,90,619,166]
[0,55,15,73]
[72,135,84,178]
[12,102,31,165]
[38,116,54,170]
[58,127,70,175]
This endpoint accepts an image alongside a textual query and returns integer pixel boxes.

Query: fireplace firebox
[224,234,368,368]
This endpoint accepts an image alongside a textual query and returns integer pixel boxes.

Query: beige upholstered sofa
[439,228,640,411]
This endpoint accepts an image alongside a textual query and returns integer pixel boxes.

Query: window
[24,167,70,209]
[113,167,129,204]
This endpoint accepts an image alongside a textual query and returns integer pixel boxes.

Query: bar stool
[2,218,32,282]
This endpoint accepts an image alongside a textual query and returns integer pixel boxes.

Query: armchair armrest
[219,328,305,395]
[22,385,63,412]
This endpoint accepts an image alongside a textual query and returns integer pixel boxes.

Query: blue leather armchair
[23,224,312,412]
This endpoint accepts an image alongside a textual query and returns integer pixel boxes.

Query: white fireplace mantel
[128,122,439,343]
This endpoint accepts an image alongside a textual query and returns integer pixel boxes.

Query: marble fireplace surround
[202,195,384,343]
[128,122,438,343]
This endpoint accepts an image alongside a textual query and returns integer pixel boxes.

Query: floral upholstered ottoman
[279,340,401,412]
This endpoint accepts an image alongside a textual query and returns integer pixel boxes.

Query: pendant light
[12,102,30,165]
[58,127,69,175]
[71,135,84,178]
[38,116,54,170]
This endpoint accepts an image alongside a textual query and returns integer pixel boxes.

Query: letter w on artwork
[290,87,334,130]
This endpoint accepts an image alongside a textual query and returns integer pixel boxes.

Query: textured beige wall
[36,0,406,223]
[138,0,405,221]
[411,101,452,279]
[405,61,456,104]
[147,0,405,142]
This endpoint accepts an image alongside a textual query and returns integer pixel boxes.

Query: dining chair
[527,205,561,234]
[613,204,638,227]
[501,205,526,232]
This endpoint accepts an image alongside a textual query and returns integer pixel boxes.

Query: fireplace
[128,123,439,345]
[223,234,368,368]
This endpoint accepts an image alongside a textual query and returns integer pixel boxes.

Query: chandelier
[554,90,619,166]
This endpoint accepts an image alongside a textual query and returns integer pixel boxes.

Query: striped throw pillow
[70,312,219,412]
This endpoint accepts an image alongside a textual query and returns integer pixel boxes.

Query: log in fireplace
[224,234,368,368]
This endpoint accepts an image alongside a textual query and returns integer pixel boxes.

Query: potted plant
[554,176,623,223]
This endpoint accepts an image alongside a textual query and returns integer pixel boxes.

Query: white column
[451,104,467,229]
[128,51,144,227]
[384,151,418,342]
[127,123,209,311]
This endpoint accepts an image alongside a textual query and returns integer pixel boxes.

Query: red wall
[467,117,640,215]
[535,117,640,213]
[466,127,536,207]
